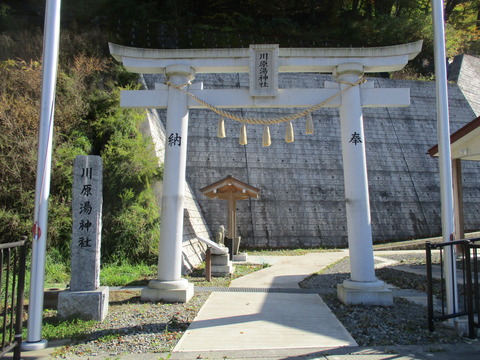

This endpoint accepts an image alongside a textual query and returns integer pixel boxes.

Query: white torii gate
[110,41,422,305]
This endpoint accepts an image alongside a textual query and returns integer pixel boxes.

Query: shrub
[0,38,162,266]
[100,109,162,264]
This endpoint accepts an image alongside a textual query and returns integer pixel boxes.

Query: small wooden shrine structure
[200,175,260,252]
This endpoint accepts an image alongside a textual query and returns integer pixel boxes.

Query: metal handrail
[427,239,480,338]
[0,237,27,360]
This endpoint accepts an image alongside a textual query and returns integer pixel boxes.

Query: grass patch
[234,263,270,278]
[185,263,270,287]
[44,258,70,289]
[101,260,270,288]
[96,333,122,343]
[39,310,96,341]
[22,251,70,299]
[100,262,157,286]
[42,257,269,290]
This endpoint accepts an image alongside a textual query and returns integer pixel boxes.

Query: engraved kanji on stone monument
[59,154,108,321]
[71,155,102,291]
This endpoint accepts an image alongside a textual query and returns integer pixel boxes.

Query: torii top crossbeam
[110,41,422,111]
[109,41,422,74]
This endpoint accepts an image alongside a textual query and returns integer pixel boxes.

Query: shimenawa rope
[165,77,366,125]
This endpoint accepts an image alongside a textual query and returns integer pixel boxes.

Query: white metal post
[23,0,61,351]
[431,0,458,315]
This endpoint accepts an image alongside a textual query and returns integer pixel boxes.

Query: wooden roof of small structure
[428,116,480,161]
[200,175,260,200]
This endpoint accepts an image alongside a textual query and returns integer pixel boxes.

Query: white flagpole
[22,0,62,350]
[431,0,458,316]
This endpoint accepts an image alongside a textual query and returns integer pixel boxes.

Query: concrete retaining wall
[449,54,480,116]
[142,64,480,251]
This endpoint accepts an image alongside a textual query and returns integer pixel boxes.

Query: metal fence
[465,238,480,338]
[426,238,480,338]
[0,237,27,360]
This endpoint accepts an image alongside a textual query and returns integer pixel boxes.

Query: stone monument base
[211,252,234,276]
[211,265,234,276]
[337,279,393,306]
[141,279,194,303]
[57,286,109,321]
[233,253,248,262]
[44,287,64,309]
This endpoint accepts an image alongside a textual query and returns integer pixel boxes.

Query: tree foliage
[37,0,478,77]
[2,1,479,76]
[0,31,162,264]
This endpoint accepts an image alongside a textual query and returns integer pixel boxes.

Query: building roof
[200,175,260,200]
[428,116,480,160]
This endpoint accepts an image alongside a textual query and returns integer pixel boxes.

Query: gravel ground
[49,292,210,358]
[51,253,468,358]
[299,254,466,346]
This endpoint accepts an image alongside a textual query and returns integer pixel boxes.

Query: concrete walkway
[173,251,357,356]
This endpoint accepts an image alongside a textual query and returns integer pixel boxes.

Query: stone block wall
[143,68,480,250]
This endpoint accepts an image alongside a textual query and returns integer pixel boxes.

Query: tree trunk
[444,0,461,21]
[477,3,480,29]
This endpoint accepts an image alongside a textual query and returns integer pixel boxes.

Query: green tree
[0,43,162,265]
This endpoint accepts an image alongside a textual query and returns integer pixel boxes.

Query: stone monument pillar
[58,155,109,321]
[334,63,392,306]
[141,65,195,303]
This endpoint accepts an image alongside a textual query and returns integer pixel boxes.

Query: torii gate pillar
[141,65,195,303]
[335,63,392,305]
